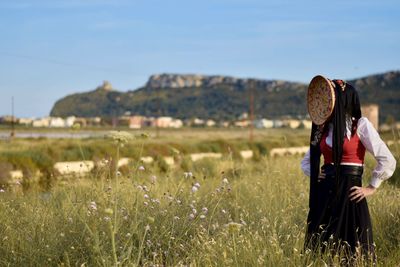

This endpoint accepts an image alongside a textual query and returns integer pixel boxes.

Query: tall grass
[0,128,398,266]
[0,150,399,266]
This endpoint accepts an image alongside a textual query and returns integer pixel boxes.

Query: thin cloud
[88,19,146,31]
[0,0,133,10]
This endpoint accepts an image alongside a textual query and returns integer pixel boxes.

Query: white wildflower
[200,215,206,219]
[202,207,208,214]
[151,198,160,204]
[184,172,193,178]
[191,186,198,193]
[105,131,134,145]
[189,214,195,220]
[138,166,145,171]
[89,201,97,211]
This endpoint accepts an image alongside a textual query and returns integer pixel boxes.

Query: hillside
[50,71,400,122]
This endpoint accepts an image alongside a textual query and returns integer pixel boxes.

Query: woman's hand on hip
[349,185,376,203]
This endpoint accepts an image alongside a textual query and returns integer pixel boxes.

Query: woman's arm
[349,117,396,202]
[357,117,397,188]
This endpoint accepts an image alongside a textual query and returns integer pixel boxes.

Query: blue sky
[1,0,399,117]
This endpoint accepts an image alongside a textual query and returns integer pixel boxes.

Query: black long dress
[305,164,375,259]
[304,163,377,267]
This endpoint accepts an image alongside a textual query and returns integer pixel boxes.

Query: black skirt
[305,164,375,261]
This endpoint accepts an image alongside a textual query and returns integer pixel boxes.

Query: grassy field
[0,128,310,184]
[0,129,399,266]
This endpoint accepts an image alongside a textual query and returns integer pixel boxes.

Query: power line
[0,51,134,75]
[248,79,255,142]
[11,96,15,138]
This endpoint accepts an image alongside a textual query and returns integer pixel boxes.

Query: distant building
[49,117,66,127]
[169,119,183,128]
[254,119,274,129]
[219,121,230,128]
[155,117,172,128]
[65,116,76,127]
[18,118,34,126]
[206,119,216,127]
[0,116,15,124]
[154,117,183,128]
[117,116,131,127]
[129,116,145,129]
[32,117,50,127]
[283,119,301,129]
[234,120,250,127]
[361,104,379,129]
[193,118,205,126]
[273,120,284,128]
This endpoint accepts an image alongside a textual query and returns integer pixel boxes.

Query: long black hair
[307,80,362,226]
[331,81,362,191]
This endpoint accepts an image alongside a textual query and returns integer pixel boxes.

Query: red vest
[320,127,366,164]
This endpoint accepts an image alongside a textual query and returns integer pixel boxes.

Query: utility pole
[156,88,160,138]
[249,80,255,143]
[10,96,15,138]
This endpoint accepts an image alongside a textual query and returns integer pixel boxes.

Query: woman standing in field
[300,76,396,263]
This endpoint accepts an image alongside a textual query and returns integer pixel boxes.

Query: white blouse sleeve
[357,117,397,188]
[301,149,311,177]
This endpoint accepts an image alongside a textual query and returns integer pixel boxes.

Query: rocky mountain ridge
[145,73,298,91]
[50,71,400,121]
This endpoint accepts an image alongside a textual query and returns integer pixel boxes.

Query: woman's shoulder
[357,117,373,128]
[356,117,378,136]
